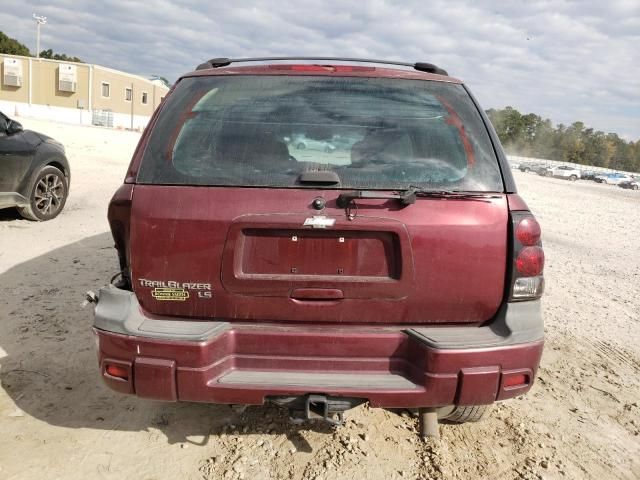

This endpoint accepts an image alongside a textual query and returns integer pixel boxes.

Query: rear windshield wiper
[336,188,501,207]
[336,190,416,207]
[408,188,503,200]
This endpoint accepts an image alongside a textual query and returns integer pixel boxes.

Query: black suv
[0,112,70,220]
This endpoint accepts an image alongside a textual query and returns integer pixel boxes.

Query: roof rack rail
[195,57,448,76]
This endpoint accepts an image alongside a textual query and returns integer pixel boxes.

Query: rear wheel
[17,166,68,221]
[633,185,639,190]
[443,405,491,423]
[569,175,577,181]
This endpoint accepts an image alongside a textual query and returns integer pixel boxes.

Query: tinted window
[138,75,503,191]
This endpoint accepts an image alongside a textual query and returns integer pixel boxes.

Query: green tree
[39,48,83,63]
[1,31,84,63]
[486,107,640,173]
[581,129,608,166]
[486,107,521,152]
[530,118,557,159]
[0,31,31,56]
[149,75,171,87]
[560,122,586,163]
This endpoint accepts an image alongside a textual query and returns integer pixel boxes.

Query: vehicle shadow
[0,232,335,447]
[0,207,22,222]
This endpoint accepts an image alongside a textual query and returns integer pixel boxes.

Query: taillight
[510,212,544,301]
[516,247,545,276]
[106,364,129,380]
[503,373,529,388]
[515,218,541,245]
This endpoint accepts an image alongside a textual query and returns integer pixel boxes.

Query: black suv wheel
[17,166,68,221]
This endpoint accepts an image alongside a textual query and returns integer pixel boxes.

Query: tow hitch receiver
[271,394,364,426]
[304,394,343,425]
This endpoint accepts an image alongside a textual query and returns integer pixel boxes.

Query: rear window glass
[138,75,503,191]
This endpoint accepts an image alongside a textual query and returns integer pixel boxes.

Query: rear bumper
[93,286,544,408]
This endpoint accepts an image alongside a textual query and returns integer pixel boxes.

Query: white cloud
[1,0,639,139]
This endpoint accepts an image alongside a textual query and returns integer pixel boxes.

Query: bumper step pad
[217,370,419,390]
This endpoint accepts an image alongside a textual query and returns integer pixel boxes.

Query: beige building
[0,53,170,129]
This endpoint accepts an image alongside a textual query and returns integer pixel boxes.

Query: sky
[2,0,639,140]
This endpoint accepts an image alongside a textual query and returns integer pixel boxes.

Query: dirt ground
[1,118,639,480]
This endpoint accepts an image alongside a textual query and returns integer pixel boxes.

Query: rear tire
[569,175,577,181]
[632,185,639,190]
[17,166,68,221]
[443,405,491,423]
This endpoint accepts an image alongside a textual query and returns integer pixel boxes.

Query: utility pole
[130,82,134,130]
[33,14,47,58]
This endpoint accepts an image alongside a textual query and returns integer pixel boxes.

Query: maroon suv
[92,57,544,431]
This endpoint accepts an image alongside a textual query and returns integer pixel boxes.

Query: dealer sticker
[151,287,189,301]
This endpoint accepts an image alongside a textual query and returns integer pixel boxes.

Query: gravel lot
[0,119,639,480]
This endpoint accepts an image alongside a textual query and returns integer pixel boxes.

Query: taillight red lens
[504,373,529,387]
[106,364,129,380]
[516,246,545,276]
[516,217,541,246]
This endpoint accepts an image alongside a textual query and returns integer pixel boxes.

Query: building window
[141,92,148,104]
[101,82,110,98]
[125,88,132,102]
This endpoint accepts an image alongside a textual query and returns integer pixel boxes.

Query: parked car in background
[0,111,70,220]
[580,170,597,181]
[605,173,634,185]
[596,173,633,185]
[618,177,639,190]
[535,164,553,176]
[594,174,608,183]
[547,165,581,181]
[91,57,545,433]
[286,134,336,153]
[519,162,544,173]
[329,134,358,151]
